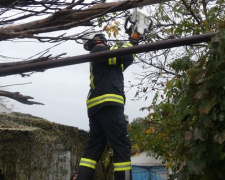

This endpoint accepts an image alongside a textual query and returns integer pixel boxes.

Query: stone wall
[0,113,113,180]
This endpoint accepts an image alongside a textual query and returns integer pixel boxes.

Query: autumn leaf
[133,144,140,157]
[166,162,172,170]
[145,127,155,134]
[114,21,120,26]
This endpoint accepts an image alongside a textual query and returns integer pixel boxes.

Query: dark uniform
[77,42,135,180]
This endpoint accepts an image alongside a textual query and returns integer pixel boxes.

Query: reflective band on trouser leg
[87,94,124,109]
[79,158,97,169]
[114,161,131,171]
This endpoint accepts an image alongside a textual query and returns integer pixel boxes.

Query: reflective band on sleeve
[109,46,118,65]
[79,158,97,169]
[121,64,124,71]
[122,43,135,58]
[114,161,131,171]
[87,94,124,109]
[122,43,133,48]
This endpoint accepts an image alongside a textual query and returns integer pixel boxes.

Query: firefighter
[77,31,136,180]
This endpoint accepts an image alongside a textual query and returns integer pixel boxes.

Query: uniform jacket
[86,43,135,117]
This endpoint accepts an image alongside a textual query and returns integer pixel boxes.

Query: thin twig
[0,82,32,88]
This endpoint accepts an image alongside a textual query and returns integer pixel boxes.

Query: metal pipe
[0,32,217,77]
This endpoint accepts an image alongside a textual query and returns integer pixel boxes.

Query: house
[131,151,170,180]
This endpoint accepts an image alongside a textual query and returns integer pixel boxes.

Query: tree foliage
[172,28,225,180]
[128,1,225,179]
[133,0,225,99]
[129,29,225,179]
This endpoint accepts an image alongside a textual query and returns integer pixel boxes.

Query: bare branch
[202,0,208,20]
[0,90,44,105]
[0,82,32,88]
[181,0,202,25]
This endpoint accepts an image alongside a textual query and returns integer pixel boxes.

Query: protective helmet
[82,32,106,51]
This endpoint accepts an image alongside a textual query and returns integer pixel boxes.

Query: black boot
[114,170,132,180]
[77,166,95,180]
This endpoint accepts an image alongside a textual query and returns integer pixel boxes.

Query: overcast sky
[1,35,152,131]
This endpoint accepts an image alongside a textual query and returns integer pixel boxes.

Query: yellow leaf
[113,32,117,38]
[134,150,140,157]
[145,127,155,134]
[103,25,109,31]
[166,162,172,170]
[114,21,120,26]
[134,144,139,149]
[133,144,140,157]
[127,124,132,131]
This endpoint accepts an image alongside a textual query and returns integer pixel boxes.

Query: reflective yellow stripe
[90,62,95,89]
[122,43,135,58]
[87,94,124,109]
[121,64,124,71]
[109,46,118,65]
[79,158,97,169]
[114,161,131,171]
[122,43,133,47]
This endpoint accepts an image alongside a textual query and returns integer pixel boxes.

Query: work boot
[76,166,95,180]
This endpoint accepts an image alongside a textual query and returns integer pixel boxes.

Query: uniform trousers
[77,106,132,180]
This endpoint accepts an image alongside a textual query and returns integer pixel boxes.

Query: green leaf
[213,131,225,144]
[210,109,217,120]
[219,97,225,110]
[218,112,225,122]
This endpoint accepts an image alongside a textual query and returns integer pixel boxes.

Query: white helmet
[82,32,106,51]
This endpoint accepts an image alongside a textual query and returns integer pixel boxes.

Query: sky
[0,36,152,131]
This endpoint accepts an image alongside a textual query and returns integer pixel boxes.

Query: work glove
[129,37,139,45]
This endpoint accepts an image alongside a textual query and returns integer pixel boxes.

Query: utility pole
[0,32,217,77]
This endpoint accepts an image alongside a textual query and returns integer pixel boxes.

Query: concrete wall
[131,151,165,166]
